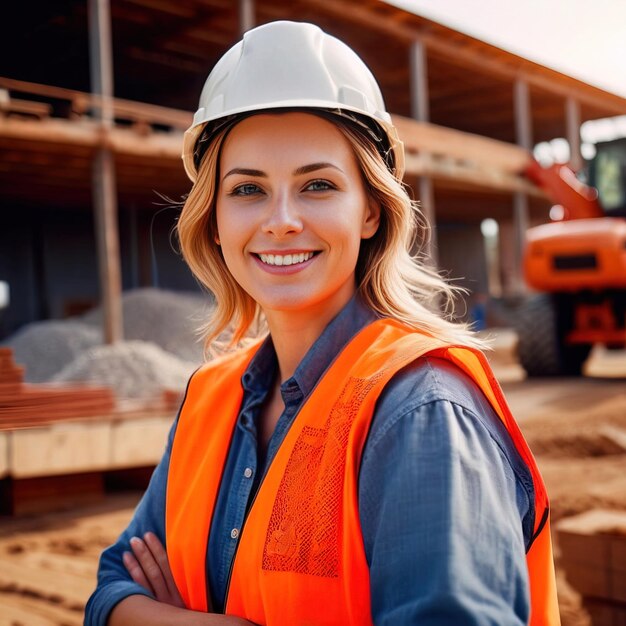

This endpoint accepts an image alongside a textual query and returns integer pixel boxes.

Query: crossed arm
[109,532,254,626]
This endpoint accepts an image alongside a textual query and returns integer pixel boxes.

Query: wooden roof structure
[2,0,626,339]
[2,0,625,212]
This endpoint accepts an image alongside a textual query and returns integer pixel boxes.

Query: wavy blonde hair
[177,111,482,354]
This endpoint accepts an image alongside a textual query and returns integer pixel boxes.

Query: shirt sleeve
[358,361,532,626]
[83,418,177,626]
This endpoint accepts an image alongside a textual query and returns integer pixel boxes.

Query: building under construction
[2,0,626,341]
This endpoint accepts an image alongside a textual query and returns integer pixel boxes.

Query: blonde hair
[176,111,482,354]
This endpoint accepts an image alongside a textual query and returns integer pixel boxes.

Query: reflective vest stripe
[166,319,560,624]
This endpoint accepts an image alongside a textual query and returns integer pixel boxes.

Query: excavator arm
[524,159,604,220]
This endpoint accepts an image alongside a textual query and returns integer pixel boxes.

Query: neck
[264,290,355,382]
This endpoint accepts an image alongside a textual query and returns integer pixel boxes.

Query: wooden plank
[110,416,172,468]
[0,431,8,478]
[0,116,101,147]
[10,423,112,478]
[0,97,52,119]
[558,509,626,603]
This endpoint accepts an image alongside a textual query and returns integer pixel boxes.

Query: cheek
[215,203,241,248]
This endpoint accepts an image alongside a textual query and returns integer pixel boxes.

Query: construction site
[1,1,626,625]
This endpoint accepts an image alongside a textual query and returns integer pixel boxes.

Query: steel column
[88,0,123,343]
[566,97,583,172]
[513,78,532,295]
[410,40,437,267]
[239,0,255,36]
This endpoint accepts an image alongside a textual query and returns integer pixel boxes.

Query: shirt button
[244,467,253,479]
[230,528,239,540]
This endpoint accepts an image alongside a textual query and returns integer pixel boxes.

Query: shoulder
[371,355,520,461]
[365,355,536,536]
[371,355,502,443]
[361,355,536,548]
[380,354,491,414]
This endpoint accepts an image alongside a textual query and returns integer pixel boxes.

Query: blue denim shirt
[85,296,533,625]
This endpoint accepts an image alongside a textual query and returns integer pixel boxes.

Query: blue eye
[305,179,335,192]
[231,183,262,196]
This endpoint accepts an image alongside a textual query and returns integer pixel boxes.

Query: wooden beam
[0,117,184,164]
[404,152,545,197]
[392,115,531,173]
[126,46,209,72]
[0,77,193,130]
[304,0,626,117]
[124,0,196,18]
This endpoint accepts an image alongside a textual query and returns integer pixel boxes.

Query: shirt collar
[241,294,378,398]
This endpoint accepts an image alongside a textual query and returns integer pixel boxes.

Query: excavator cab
[588,137,626,217]
[515,138,626,376]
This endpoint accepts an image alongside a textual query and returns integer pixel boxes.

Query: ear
[361,197,381,240]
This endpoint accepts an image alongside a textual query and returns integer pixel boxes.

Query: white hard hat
[182,20,405,182]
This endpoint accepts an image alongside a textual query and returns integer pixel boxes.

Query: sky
[386,0,626,151]
[386,0,626,98]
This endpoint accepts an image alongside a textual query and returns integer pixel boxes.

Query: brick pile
[557,509,626,625]
[0,347,116,430]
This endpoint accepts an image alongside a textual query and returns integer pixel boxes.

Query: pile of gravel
[81,288,211,363]
[2,288,213,389]
[3,320,102,383]
[52,340,197,399]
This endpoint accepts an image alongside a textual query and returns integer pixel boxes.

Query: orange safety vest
[166,318,560,625]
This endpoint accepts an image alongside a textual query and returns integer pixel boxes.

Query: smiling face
[215,112,380,325]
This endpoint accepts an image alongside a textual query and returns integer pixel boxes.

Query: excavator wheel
[514,294,591,376]
[514,295,562,376]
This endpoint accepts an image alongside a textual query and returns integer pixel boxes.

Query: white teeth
[258,252,314,266]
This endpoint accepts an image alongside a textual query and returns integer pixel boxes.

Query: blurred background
[1,1,626,625]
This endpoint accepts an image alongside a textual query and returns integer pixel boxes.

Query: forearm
[109,595,254,626]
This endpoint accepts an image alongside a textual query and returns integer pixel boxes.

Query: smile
[256,252,317,266]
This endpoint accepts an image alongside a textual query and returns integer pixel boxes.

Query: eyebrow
[293,162,342,176]
[222,162,342,181]
[222,168,266,180]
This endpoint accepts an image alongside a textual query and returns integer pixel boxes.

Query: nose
[261,191,303,238]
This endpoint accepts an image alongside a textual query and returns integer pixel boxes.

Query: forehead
[220,112,358,167]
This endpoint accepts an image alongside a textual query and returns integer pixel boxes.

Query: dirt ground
[1,376,625,625]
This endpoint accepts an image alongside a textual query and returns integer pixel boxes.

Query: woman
[85,21,560,626]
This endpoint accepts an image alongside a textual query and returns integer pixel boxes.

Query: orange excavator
[514,137,626,376]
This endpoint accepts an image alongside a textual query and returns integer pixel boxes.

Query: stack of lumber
[557,509,626,625]
[0,347,116,429]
